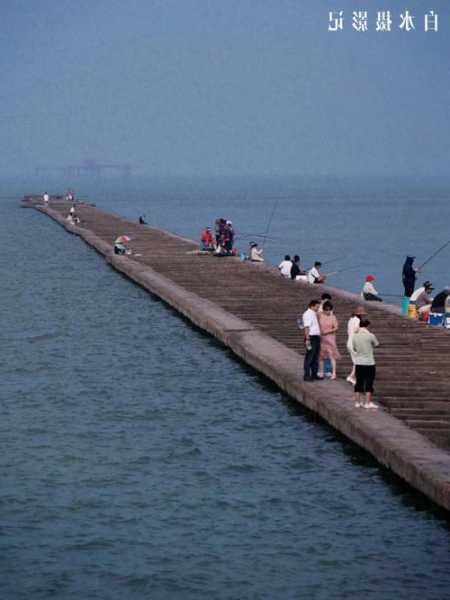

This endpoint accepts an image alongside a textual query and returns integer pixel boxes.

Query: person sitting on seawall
[361,274,383,302]
[66,212,80,225]
[200,226,214,251]
[249,241,264,262]
[114,235,131,255]
[278,255,292,278]
[307,261,326,284]
[351,318,379,410]
[410,281,434,316]
[430,287,450,314]
[291,255,307,281]
[402,255,418,297]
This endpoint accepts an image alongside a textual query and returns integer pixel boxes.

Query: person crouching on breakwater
[308,261,325,284]
[66,207,80,225]
[278,255,292,278]
[361,274,383,302]
[302,299,322,381]
[114,235,131,255]
[351,318,379,409]
[410,281,434,316]
[249,242,264,262]
[200,226,214,251]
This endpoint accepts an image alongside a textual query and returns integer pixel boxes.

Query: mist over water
[1,176,450,599]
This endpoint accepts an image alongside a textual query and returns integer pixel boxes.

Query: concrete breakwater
[22,196,450,511]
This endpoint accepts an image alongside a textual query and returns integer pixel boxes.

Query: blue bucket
[428,312,444,326]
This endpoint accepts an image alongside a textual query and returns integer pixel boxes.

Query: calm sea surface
[1,176,450,599]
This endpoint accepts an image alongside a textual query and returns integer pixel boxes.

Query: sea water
[1,176,450,599]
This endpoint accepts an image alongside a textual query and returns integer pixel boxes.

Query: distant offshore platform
[35,159,132,177]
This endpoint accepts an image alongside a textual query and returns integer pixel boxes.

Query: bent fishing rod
[261,197,280,251]
[418,238,450,270]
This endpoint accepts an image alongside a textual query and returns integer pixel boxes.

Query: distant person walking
[302,299,322,381]
[351,319,379,409]
[402,256,418,298]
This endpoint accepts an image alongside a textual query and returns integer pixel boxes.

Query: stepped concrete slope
[22,196,450,511]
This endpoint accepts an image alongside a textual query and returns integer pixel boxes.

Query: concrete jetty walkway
[22,196,450,511]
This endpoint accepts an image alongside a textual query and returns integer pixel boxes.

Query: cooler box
[428,312,444,326]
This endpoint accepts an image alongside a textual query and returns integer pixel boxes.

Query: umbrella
[115,235,131,244]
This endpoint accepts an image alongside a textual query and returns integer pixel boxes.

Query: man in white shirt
[307,261,325,284]
[302,299,322,381]
[43,192,49,205]
[278,255,292,278]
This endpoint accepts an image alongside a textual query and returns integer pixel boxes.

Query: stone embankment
[22,195,450,511]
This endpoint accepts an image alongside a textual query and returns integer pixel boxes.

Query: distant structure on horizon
[35,159,132,177]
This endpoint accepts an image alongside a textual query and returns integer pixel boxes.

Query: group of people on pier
[301,297,379,409]
[201,220,267,261]
[200,219,235,256]
[278,254,326,284]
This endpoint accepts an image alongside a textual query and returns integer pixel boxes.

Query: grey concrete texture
[35,203,450,511]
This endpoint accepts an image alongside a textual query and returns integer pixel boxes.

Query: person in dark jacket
[290,255,306,280]
[431,288,450,313]
[402,256,418,297]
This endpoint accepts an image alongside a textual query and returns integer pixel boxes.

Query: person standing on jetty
[302,300,322,381]
[351,319,379,409]
[318,301,340,380]
[402,256,418,297]
[346,306,366,385]
[43,192,49,205]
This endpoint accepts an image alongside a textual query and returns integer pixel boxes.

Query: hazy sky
[1,0,450,177]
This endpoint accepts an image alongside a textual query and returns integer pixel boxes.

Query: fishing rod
[324,263,367,276]
[261,197,280,250]
[418,239,450,270]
